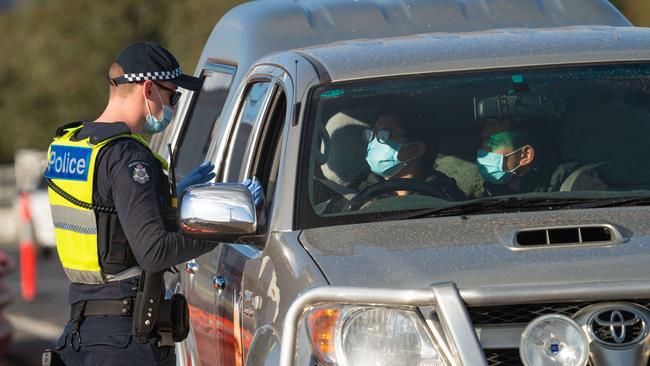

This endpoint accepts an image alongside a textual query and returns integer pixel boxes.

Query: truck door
[213,79,275,366]
[170,62,236,366]
[238,81,288,365]
[212,69,289,365]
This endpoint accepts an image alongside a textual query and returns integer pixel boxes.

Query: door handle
[184,260,199,274]
[213,275,227,291]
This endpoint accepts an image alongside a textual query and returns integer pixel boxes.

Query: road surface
[1,246,67,366]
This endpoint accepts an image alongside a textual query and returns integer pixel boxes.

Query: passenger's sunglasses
[363,128,407,143]
[153,81,182,107]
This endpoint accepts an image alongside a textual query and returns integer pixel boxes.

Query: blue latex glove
[242,177,264,207]
[177,161,216,197]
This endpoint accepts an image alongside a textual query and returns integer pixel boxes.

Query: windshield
[299,63,650,228]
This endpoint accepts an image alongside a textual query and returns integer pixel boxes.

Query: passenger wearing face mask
[44,42,262,365]
[361,112,465,200]
[477,121,607,196]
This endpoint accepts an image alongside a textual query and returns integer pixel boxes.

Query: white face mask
[143,85,173,134]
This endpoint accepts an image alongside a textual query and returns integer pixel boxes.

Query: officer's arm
[108,144,217,272]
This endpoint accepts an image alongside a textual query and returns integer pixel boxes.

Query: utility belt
[66,272,189,347]
[64,294,188,346]
[70,298,135,319]
[43,271,190,365]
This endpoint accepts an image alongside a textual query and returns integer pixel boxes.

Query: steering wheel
[344,178,451,211]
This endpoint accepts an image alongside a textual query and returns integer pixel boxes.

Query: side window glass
[252,89,287,210]
[174,65,235,179]
[223,81,273,182]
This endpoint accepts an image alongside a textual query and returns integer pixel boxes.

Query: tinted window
[223,82,273,182]
[299,63,650,228]
[174,65,235,178]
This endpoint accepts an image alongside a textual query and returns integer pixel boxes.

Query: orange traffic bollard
[18,192,37,302]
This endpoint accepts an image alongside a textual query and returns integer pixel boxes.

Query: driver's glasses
[153,81,182,107]
[363,128,406,144]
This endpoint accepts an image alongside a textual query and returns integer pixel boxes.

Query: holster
[42,349,65,366]
[132,271,189,347]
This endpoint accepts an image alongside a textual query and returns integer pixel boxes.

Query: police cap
[109,41,203,91]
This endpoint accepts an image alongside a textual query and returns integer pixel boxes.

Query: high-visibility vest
[45,124,168,284]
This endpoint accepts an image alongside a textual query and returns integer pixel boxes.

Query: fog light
[520,314,589,366]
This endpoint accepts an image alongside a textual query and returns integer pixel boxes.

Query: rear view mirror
[179,183,256,241]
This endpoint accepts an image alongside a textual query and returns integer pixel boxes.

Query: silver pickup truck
[152,1,650,365]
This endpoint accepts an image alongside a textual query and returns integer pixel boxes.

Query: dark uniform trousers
[57,314,174,365]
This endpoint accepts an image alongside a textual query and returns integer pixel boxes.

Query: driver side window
[222,81,273,183]
[249,88,286,231]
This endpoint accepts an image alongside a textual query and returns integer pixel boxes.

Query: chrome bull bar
[279,282,487,366]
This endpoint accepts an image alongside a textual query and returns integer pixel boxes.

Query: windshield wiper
[560,196,650,210]
[388,196,650,221]
[388,197,573,220]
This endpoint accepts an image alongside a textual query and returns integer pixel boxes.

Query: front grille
[480,301,650,366]
[485,349,522,366]
[468,300,650,326]
[486,350,650,366]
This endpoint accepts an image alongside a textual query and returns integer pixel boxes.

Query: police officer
[44,41,261,365]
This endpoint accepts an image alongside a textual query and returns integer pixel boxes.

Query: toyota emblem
[589,308,646,346]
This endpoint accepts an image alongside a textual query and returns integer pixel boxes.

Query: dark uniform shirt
[67,122,217,304]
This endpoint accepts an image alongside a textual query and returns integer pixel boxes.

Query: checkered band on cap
[122,67,182,82]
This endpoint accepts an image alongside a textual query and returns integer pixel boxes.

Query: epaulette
[55,121,85,137]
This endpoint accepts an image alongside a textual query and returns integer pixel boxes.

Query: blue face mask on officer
[144,84,173,134]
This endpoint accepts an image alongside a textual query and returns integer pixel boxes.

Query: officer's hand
[177,161,215,197]
[243,177,264,207]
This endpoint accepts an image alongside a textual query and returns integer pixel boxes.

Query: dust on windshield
[299,63,650,226]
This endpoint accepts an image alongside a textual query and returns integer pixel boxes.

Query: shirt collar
[75,122,131,144]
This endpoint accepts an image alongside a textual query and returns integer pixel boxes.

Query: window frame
[220,78,276,183]
[248,87,288,233]
[250,88,287,183]
[218,66,292,234]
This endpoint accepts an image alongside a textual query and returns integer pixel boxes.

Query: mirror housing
[179,183,257,241]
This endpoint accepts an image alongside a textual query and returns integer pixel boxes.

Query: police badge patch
[128,160,150,184]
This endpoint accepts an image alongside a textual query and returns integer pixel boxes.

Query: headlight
[520,314,589,366]
[306,305,448,366]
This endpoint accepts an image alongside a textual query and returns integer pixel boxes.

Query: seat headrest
[320,109,375,186]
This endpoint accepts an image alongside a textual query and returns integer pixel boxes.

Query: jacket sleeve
[105,141,218,272]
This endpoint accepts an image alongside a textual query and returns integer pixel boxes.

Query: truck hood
[298,206,650,290]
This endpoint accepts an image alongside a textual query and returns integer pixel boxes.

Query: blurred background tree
[611,0,650,26]
[0,0,243,163]
[0,0,647,163]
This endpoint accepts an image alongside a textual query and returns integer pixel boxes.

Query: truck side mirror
[179,183,257,241]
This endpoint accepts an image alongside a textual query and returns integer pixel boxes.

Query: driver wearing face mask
[362,112,466,200]
[477,121,608,196]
